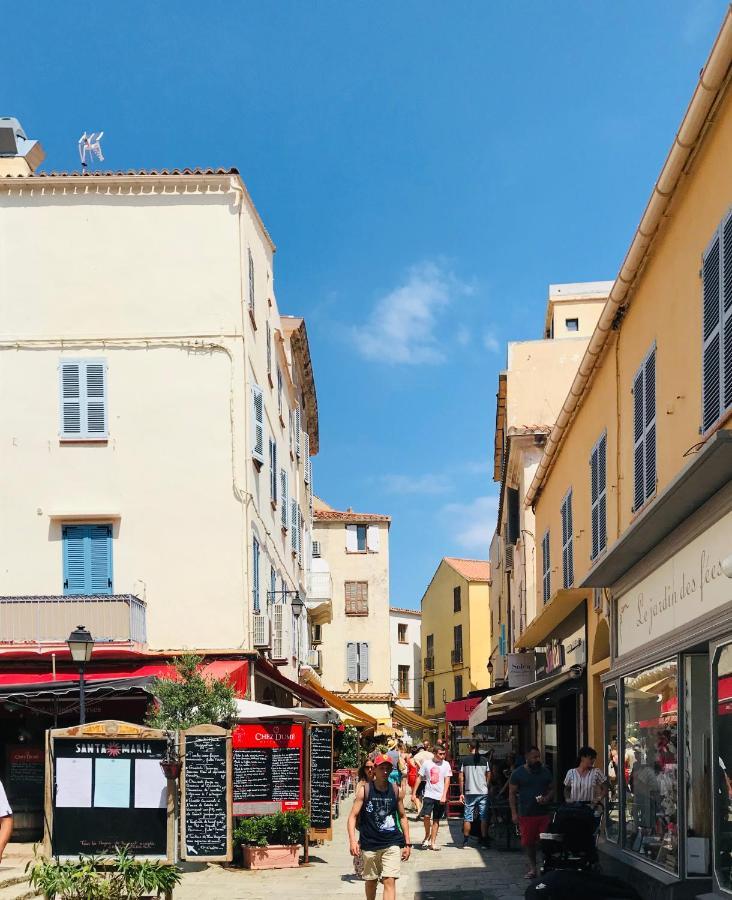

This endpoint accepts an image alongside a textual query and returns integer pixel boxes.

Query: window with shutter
[303,433,310,483]
[542,531,551,604]
[269,440,277,504]
[590,432,608,561]
[63,524,113,596]
[453,586,461,612]
[346,642,358,682]
[294,405,302,458]
[291,500,298,551]
[270,567,277,606]
[357,525,367,552]
[366,525,380,552]
[248,248,255,314]
[702,210,732,432]
[277,368,283,418]
[632,345,657,511]
[280,470,289,529]
[252,537,260,612]
[59,359,108,440]
[345,525,358,552]
[561,489,574,588]
[251,385,264,464]
[358,642,370,681]
[266,321,272,376]
[427,682,435,708]
[345,581,368,616]
[272,604,283,658]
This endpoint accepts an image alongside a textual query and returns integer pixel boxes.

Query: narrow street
[174,797,528,900]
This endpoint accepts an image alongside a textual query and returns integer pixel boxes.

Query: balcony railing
[307,571,332,601]
[451,648,463,666]
[0,595,147,645]
[424,655,434,672]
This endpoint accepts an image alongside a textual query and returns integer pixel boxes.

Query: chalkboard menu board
[181,727,231,862]
[49,725,170,859]
[232,722,303,816]
[309,725,333,836]
[6,745,44,803]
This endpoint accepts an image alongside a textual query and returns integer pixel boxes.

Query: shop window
[604,685,619,843]
[714,642,732,890]
[684,655,711,876]
[622,660,678,873]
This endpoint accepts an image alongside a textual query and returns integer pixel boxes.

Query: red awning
[0,659,249,697]
[446,697,481,723]
[254,656,326,708]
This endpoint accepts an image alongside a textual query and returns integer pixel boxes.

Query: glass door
[713,641,732,893]
[684,654,711,877]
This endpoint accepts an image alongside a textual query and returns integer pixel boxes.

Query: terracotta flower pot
[243,844,301,869]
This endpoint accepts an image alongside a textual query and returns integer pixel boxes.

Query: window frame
[62,523,113,596]
[454,674,463,700]
[453,585,461,612]
[398,665,410,698]
[252,536,260,612]
[356,525,367,552]
[632,344,657,513]
[542,530,551,603]
[561,487,574,589]
[397,623,408,644]
[701,209,732,434]
[59,358,109,441]
[248,247,255,315]
[427,681,435,709]
[565,317,579,332]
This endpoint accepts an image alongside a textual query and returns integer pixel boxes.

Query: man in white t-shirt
[0,778,13,864]
[413,745,452,850]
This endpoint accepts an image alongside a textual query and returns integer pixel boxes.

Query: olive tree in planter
[233,810,310,870]
[144,653,237,730]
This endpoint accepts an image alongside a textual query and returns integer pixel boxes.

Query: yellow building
[524,10,732,896]
[421,558,491,738]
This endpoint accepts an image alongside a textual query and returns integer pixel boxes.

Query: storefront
[589,440,732,898]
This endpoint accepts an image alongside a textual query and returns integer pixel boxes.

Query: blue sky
[3,0,727,609]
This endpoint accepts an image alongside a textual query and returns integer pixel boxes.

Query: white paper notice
[94,758,131,808]
[56,758,92,808]
[134,759,167,809]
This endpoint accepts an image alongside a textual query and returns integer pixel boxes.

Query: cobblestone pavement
[175,800,529,899]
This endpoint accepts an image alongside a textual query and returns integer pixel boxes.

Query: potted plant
[233,810,309,870]
[27,846,182,899]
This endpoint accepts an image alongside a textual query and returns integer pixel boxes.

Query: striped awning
[391,703,433,731]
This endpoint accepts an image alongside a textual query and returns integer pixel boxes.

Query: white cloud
[456,326,471,347]
[442,494,499,554]
[381,473,451,495]
[483,330,500,353]
[351,261,472,365]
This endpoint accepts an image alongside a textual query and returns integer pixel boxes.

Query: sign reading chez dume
[617,509,732,656]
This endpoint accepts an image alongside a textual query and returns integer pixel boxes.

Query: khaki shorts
[361,844,402,881]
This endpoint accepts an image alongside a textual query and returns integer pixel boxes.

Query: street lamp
[67,625,94,725]
[291,593,305,668]
[486,659,494,687]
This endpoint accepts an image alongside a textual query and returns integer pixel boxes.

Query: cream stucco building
[389,607,421,713]
[0,120,318,688]
[308,498,393,722]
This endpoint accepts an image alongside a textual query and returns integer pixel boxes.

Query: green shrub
[26,846,181,899]
[233,809,310,847]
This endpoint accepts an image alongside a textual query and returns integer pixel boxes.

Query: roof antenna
[78,132,104,173]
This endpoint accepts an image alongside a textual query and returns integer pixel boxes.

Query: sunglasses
[365,764,375,769]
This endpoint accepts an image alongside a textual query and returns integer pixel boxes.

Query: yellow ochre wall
[534,78,732,750]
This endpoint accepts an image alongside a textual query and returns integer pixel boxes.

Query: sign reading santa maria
[232,722,303,816]
[45,721,173,860]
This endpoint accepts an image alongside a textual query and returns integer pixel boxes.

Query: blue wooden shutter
[89,525,113,594]
[252,385,264,463]
[280,470,289,528]
[63,525,87,594]
[59,362,82,437]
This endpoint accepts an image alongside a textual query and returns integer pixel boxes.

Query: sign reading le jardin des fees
[181,725,232,862]
[46,721,172,860]
[232,722,303,816]
[617,508,732,656]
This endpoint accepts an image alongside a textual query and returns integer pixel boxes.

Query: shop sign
[545,639,565,674]
[617,508,732,656]
[507,652,535,687]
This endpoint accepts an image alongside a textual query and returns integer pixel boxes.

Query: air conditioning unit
[306,649,322,671]
[312,541,321,558]
[505,544,514,572]
[252,613,271,649]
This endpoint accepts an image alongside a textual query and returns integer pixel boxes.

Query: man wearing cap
[348,753,411,900]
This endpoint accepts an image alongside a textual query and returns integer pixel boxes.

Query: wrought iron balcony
[424,655,434,672]
[451,648,463,666]
[0,595,147,645]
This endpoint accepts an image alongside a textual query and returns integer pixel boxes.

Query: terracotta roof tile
[314,510,391,523]
[2,168,239,178]
[389,606,421,616]
[443,557,491,582]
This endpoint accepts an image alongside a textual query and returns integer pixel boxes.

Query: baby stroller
[539,802,600,872]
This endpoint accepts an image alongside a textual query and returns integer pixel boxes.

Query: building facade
[310,498,393,722]
[389,607,422,713]
[524,11,732,897]
[421,558,491,739]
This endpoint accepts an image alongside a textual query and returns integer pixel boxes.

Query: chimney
[0,117,45,176]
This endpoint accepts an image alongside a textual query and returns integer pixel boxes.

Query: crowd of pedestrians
[347,737,609,898]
